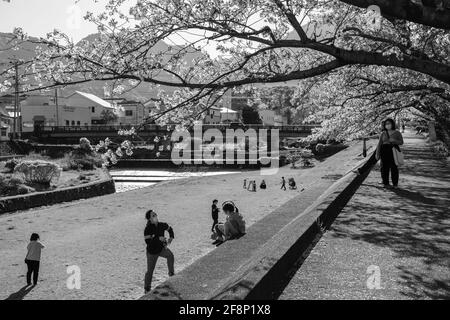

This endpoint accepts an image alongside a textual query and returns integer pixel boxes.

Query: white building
[203,106,222,124]
[116,100,151,125]
[259,109,275,126]
[220,107,239,123]
[0,106,11,141]
[21,91,118,132]
[258,109,288,126]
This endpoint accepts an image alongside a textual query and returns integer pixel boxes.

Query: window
[1,128,6,137]
[71,120,75,125]
[76,121,80,126]
[125,110,133,116]
[65,120,69,126]
[91,106,95,113]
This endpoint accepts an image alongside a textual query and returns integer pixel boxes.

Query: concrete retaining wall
[0,177,116,215]
[142,152,376,300]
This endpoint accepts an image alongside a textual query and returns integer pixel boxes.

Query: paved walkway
[280,132,450,299]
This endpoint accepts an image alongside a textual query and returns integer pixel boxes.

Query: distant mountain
[0,32,204,101]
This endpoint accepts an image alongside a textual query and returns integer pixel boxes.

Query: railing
[38,123,321,133]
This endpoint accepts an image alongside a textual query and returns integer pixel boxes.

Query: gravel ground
[0,141,368,300]
[280,132,450,300]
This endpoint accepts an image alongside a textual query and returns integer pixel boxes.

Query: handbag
[392,146,404,166]
[386,130,404,166]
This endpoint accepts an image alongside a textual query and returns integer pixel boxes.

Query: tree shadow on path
[329,140,450,299]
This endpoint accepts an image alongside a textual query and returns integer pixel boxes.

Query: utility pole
[55,88,59,127]
[13,61,19,139]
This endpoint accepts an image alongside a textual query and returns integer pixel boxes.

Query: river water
[110,168,241,193]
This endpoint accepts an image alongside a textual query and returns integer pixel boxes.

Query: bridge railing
[37,123,321,134]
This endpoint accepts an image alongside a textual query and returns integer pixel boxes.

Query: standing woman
[25,233,45,286]
[143,210,175,293]
[376,118,404,187]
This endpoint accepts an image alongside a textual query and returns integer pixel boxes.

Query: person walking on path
[376,118,404,188]
[211,199,219,232]
[144,210,175,293]
[25,233,44,286]
[281,177,286,191]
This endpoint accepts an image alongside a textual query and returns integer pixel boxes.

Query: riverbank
[0,140,373,300]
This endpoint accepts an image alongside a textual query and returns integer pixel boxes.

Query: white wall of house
[21,104,93,131]
[259,109,275,126]
[203,107,221,124]
[220,107,239,123]
[118,103,150,125]
[21,92,118,132]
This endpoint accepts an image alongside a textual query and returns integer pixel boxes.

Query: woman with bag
[375,118,404,188]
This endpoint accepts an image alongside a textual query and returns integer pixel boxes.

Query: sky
[0,0,112,41]
[0,0,214,50]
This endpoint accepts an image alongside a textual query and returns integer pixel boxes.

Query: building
[111,99,151,125]
[203,106,222,124]
[0,106,11,141]
[258,109,275,126]
[258,109,288,126]
[21,91,118,132]
[0,93,26,138]
[220,107,239,123]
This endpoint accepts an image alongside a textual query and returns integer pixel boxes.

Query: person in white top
[25,233,45,286]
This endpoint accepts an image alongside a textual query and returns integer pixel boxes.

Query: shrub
[4,159,20,172]
[17,184,35,195]
[13,160,61,185]
[286,150,302,168]
[315,143,326,154]
[0,175,35,196]
[65,152,103,170]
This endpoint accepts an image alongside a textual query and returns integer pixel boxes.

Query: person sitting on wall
[213,201,246,246]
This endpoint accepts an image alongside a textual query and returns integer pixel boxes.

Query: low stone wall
[0,178,116,215]
[141,151,377,300]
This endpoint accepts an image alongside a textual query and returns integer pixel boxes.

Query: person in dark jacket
[144,210,175,293]
[211,199,219,232]
[375,118,404,187]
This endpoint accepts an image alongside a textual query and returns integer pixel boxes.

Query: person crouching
[213,201,246,245]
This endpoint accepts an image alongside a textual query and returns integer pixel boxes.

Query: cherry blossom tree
[0,0,448,140]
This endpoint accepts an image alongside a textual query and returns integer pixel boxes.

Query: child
[260,180,266,189]
[211,199,219,232]
[213,201,246,245]
[289,177,297,190]
[281,177,286,190]
[25,233,45,286]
